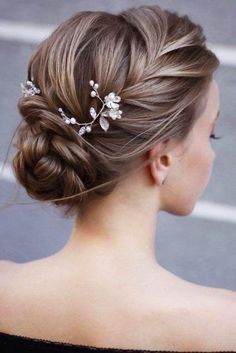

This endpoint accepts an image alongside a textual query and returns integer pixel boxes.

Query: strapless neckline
[0,331,235,352]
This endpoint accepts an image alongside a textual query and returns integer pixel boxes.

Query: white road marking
[192,200,236,224]
[0,161,16,183]
[0,19,52,43]
[207,43,236,67]
[0,19,236,67]
[1,161,236,224]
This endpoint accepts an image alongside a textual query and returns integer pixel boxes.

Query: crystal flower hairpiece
[20,79,123,136]
[20,80,41,96]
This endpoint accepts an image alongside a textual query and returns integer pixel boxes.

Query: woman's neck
[59,173,162,270]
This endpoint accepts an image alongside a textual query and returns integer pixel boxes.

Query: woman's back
[0,258,235,352]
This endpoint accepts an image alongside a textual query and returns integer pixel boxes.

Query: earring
[162,177,167,185]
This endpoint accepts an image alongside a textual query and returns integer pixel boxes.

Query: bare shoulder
[153,268,236,350]
[0,259,24,282]
[0,259,17,271]
[0,260,19,284]
[0,260,25,332]
[0,257,77,339]
[178,284,236,351]
[0,258,236,351]
[206,287,236,346]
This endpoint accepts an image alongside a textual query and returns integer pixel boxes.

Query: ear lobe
[150,153,172,186]
[147,139,172,187]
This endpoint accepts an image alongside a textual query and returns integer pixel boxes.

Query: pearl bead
[86,126,92,132]
[70,118,76,124]
[89,80,94,86]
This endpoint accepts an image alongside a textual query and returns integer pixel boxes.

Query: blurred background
[0,0,235,290]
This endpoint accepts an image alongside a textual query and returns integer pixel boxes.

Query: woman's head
[9,4,220,218]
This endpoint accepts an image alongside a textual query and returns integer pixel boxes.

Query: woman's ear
[148,140,172,186]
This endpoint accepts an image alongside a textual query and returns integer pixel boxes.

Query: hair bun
[13,95,98,217]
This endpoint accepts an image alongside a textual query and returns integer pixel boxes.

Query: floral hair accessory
[58,80,123,136]
[20,78,123,136]
[20,80,41,96]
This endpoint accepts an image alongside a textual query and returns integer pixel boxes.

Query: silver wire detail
[20,79,123,136]
[58,80,123,135]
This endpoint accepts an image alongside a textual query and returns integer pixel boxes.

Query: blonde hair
[0,4,219,218]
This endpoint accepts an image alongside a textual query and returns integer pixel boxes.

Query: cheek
[204,144,215,183]
[188,141,215,187]
[161,140,215,216]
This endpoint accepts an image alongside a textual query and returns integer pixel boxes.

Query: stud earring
[162,177,167,185]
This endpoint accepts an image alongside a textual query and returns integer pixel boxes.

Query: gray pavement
[0,0,235,291]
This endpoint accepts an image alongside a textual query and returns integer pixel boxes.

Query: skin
[2,78,236,351]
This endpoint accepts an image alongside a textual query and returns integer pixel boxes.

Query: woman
[0,4,235,352]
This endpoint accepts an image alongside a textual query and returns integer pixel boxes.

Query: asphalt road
[0,0,235,291]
